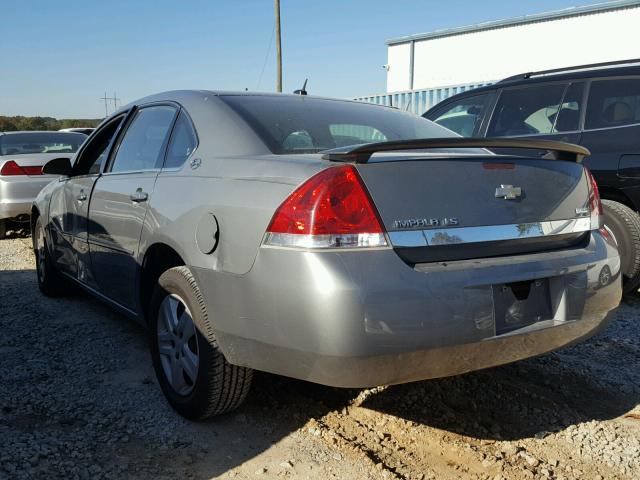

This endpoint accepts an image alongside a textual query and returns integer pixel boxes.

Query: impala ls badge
[495,184,522,200]
[394,218,459,229]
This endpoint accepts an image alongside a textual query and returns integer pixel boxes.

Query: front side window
[73,115,125,175]
[488,84,567,136]
[219,95,453,154]
[428,94,491,137]
[586,78,640,130]
[110,106,176,173]
[0,132,85,156]
[164,111,197,169]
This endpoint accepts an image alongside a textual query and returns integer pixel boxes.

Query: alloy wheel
[157,294,199,396]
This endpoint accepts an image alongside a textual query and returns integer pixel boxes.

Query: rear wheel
[33,216,73,296]
[601,199,640,294]
[149,266,253,420]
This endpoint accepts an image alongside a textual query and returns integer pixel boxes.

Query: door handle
[130,188,149,203]
[77,190,87,202]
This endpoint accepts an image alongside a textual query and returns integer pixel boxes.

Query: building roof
[386,0,640,46]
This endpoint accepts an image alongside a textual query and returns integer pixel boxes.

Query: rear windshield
[219,95,455,154]
[0,132,86,156]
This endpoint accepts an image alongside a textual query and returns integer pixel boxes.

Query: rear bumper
[0,176,53,220]
[193,230,621,388]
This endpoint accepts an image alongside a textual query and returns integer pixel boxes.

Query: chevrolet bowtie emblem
[495,184,522,200]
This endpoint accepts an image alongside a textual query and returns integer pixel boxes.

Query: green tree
[0,116,101,131]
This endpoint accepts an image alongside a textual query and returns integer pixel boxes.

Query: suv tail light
[586,167,603,230]
[0,161,43,176]
[263,165,387,249]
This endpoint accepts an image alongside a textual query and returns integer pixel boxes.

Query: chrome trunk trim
[388,218,592,247]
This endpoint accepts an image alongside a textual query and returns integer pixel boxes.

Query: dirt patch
[0,236,638,479]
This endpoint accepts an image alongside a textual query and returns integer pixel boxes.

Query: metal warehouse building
[356,0,640,114]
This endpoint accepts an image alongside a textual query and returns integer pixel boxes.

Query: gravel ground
[0,234,639,480]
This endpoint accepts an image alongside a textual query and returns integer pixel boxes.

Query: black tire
[149,266,253,420]
[33,216,73,296]
[601,199,640,294]
[0,219,6,239]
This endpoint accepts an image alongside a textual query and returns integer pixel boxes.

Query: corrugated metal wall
[354,82,493,115]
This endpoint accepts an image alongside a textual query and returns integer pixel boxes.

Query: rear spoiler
[321,138,590,164]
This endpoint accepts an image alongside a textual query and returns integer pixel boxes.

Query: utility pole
[112,92,121,112]
[99,92,121,117]
[275,0,282,92]
[100,92,109,117]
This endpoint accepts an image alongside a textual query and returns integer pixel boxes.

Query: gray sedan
[0,131,86,238]
[32,91,621,419]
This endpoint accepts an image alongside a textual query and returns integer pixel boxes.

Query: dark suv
[424,59,640,293]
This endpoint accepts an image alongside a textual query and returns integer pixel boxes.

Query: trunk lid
[356,155,592,263]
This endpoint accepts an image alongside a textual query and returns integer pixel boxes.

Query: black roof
[427,61,640,110]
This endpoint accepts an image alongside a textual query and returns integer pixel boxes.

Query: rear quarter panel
[139,155,325,276]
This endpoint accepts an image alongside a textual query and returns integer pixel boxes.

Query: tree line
[0,116,102,132]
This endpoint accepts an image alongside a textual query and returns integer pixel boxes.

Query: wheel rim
[599,266,611,286]
[157,294,199,396]
[35,225,46,284]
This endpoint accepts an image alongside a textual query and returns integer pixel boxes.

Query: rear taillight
[586,168,603,229]
[263,165,387,249]
[0,161,43,176]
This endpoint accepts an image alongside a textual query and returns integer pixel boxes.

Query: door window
[428,94,491,137]
[164,111,198,169]
[488,84,567,136]
[110,106,176,173]
[73,115,125,175]
[585,78,640,130]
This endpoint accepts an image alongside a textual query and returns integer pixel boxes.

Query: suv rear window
[219,95,451,154]
[586,78,640,130]
[0,132,85,156]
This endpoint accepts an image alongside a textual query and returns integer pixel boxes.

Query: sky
[0,0,602,118]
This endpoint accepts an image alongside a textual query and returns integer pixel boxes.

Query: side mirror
[42,157,73,176]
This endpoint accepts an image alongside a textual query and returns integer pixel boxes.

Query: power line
[256,23,276,90]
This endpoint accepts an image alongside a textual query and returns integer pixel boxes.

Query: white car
[0,131,86,238]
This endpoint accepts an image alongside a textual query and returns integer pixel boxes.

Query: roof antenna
[294,79,308,95]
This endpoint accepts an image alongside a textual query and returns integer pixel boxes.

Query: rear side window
[110,106,176,173]
[428,93,491,137]
[488,84,566,136]
[164,111,197,169]
[586,79,640,130]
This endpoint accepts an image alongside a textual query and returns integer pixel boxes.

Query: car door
[580,77,640,190]
[49,114,127,283]
[484,82,584,156]
[424,91,496,137]
[87,104,178,310]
